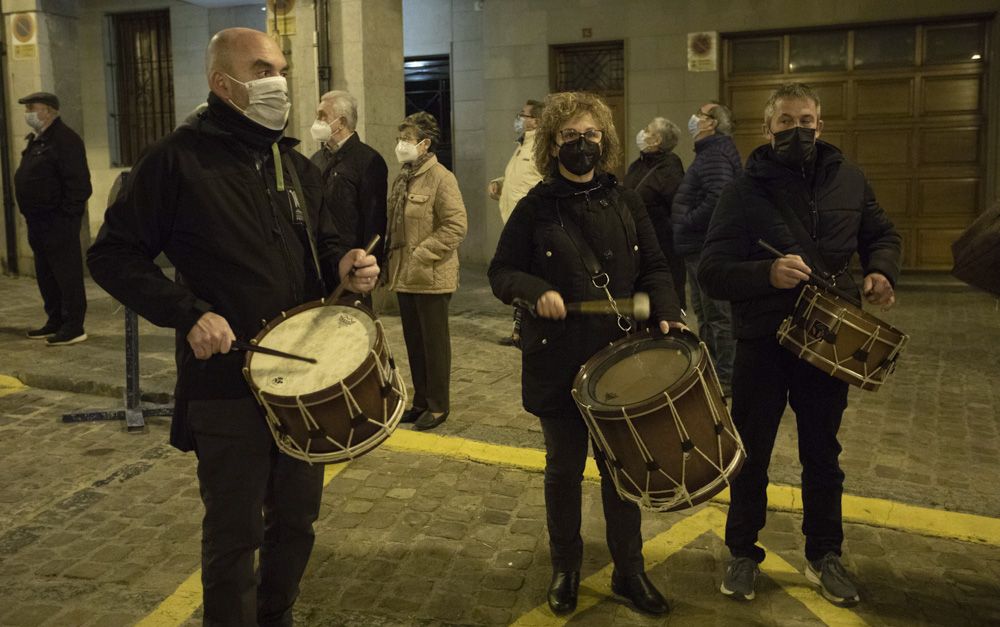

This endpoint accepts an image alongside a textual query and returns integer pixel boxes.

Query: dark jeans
[26,216,87,333]
[685,255,734,390]
[724,336,849,564]
[539,415,644,576]
[396,292,452,412]
[188,397,325,627]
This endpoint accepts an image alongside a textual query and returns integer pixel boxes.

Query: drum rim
[798,284,907,339]
[572,329,705,414]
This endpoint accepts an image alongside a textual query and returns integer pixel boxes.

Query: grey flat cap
[18,92,59,110]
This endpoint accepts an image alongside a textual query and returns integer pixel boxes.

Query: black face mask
[558,137,601,176]
[771,126,817,169]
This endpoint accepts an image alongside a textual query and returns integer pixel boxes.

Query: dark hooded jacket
[88,94,348,449]
[697,140,901,340]
[488,172,682,417]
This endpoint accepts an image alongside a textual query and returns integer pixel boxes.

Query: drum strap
[281,153,326,293]
[556,201,633,333]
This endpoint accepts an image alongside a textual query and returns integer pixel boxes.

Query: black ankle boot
[547,570,580,614]
[611,571,670,615]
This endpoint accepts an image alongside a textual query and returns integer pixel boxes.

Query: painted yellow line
[509,507,721,626]
[759,544,869,626]
[385,429,1000,546]
[0,374,26,398]
[135,463,348,626]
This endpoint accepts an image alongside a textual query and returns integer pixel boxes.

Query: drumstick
[232,340,317,364]
[327,234,381,304]
[513,293,650,320]
[757,239,863,308]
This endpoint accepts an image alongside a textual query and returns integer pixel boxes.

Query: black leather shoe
[414,410,448,431]
[611,571,670,615]
[547,570,579,615]
[400,406,426,423]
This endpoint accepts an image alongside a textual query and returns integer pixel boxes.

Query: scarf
[385,152,433,253]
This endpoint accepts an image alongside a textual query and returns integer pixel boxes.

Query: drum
[571,330,745,512]
[776,284,908,391]
[243,298,406,464]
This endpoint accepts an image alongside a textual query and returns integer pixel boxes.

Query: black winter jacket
[624,149,684,260]
[88,96,347,448]
[488,172,683,418]
[14,116,92,228]
[671,134,742,256]
[698,141,901,340]
[310,133,389,262]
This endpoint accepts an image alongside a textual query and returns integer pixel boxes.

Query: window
[924,23,985,64]
[789,31,847,73]
[552,42,625,94]
[731,38,782,74]
[855,26,915,68]
[106,10,174,167]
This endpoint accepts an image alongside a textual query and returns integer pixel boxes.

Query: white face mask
[636,129,649,152]
[688,114,702,138]
[225,74,290,131]
[394,139,423,164]
[514,115,526,136]
[310,120,332,143]
[25,111,43,131]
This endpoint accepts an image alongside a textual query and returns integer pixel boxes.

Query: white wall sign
[687,31,718,72]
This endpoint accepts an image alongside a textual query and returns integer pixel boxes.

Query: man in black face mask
[698,83,900,608]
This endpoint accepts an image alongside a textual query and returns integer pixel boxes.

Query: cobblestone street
[1,268,999,626]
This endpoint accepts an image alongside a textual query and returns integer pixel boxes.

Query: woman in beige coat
[386,112,467,430]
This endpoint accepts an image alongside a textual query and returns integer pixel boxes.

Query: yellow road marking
[137,429,1000,626]
[385,430,1000,546]
[510,507,720,626]
[0,374,26,398]
[135,463,347,626]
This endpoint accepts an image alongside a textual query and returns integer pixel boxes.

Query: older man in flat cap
[14,91,92,346]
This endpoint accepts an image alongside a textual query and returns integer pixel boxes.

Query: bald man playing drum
[88,28,378,626]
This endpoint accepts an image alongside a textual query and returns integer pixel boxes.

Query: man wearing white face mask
[14,91,92,346]
[488,99,544,223]
[308,90,388,276]
[88,28,379,626]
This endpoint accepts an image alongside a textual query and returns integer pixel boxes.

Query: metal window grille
[554,42,625,94]
[109,10,174,167]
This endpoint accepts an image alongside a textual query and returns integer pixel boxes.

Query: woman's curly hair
[533,91,621,176]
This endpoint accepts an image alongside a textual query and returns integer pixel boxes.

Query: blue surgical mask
[687,114,701,138]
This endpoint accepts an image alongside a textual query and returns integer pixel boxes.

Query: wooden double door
[722,19,988,269]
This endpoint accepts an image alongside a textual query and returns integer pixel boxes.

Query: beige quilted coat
[386,154,468,293]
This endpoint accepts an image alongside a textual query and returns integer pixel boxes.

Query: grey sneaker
[720,557,759,601]
[805,553,860,607]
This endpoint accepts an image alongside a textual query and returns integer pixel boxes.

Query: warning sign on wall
[11,13,38,60]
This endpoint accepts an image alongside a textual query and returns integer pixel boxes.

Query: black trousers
[26,216,87,333]
[539,415,644,576]
[188,397,324,627]
[725,336,849,563]
[396,292,452,412]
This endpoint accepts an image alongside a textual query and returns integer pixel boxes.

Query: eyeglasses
[396,136,421,144]
[558,128,603,143]
[517,113,535,119]
[695,110,713,119]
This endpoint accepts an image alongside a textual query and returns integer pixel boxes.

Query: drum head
[249,305,377,396]
[584,334,701,410]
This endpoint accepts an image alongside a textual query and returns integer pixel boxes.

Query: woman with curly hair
[488,92,685,616]
[385,111,467,431]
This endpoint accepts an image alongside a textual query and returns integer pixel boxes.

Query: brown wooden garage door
[722,18,988,269]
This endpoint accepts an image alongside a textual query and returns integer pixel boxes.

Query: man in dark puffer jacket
[671,102,742,393]
[699,83,900,608]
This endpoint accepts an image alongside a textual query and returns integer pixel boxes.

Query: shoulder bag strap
[281,151,325,291]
